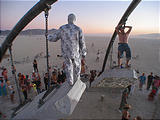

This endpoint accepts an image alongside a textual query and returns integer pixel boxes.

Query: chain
[8,44,22,104]
[44,5,51,88]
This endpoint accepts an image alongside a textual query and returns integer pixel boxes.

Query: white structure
[14,79,86,120]
[92,68,137,87]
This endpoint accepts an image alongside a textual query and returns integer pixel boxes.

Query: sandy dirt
[0,35,160,119]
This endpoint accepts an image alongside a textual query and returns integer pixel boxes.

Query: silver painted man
[48,13,87,85]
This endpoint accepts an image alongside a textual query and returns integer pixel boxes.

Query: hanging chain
[8,44,22,104]
[44,5,51,89]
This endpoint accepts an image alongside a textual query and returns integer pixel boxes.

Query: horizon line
[1,29,159,36]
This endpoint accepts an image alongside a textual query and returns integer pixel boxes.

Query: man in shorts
[115,23,132,68]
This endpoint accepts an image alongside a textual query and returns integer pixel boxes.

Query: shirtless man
[115,23,132,68]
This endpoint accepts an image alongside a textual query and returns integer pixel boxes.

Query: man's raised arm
[48,29,61,42]
[79,29,87,58]
[125,26,132,34]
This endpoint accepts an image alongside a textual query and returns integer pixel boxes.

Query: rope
[8,44,22,104]
[44,5,51,88]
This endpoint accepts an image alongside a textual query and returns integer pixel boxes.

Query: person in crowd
[17,73,22,87]
[57,70,63,84]
[25,75,31,92]
[0,111,6,119]
[32,73,41,94]
[0,67,3,78]
[32,83,37,95]
[148,75,160,101]
[0,79,7,97]
[8,85,15,103]
[2,68,8,82]
[133,116,142,120]
[138,73,146,90]
[48,13,87,86]
[96,49,100,62]
[20,74,25,88]
[119,87,129,112]
[126,85,132,98]
[0,77,3,96]
[91,42,94,47]
[21,83,28,101]
[89,70,97,87]
[33,59,38,72]
[32,72,37,82]
[151,75,160,96]
[121,104,131,120]
[44,73,49,90]
[51,71,58,86]
[146,72,154,90]
[18,73,25,88]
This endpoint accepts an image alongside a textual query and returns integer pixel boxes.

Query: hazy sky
[0,0,159,35]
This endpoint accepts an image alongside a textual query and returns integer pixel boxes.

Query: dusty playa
[0,34,160,119]
[0,34,160,75]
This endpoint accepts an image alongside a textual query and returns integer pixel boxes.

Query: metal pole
[8,45,22,104]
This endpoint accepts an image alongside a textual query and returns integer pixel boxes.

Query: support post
[8,45,22,104]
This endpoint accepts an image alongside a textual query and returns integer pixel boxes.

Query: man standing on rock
[116,23,132,68]
[48,13,87,86]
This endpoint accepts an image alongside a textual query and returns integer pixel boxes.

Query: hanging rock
[92,68,138,88]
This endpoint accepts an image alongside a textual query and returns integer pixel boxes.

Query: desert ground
[0,34,160,119]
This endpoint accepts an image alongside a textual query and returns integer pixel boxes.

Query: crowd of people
[0,61,67,103]
[118,72,160,120]
[139,72,160,101]
[0,54,98,104]
[18,60,69,101]
[119,85,143,120]
[0,67,15,102]
[0,56,94,101]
